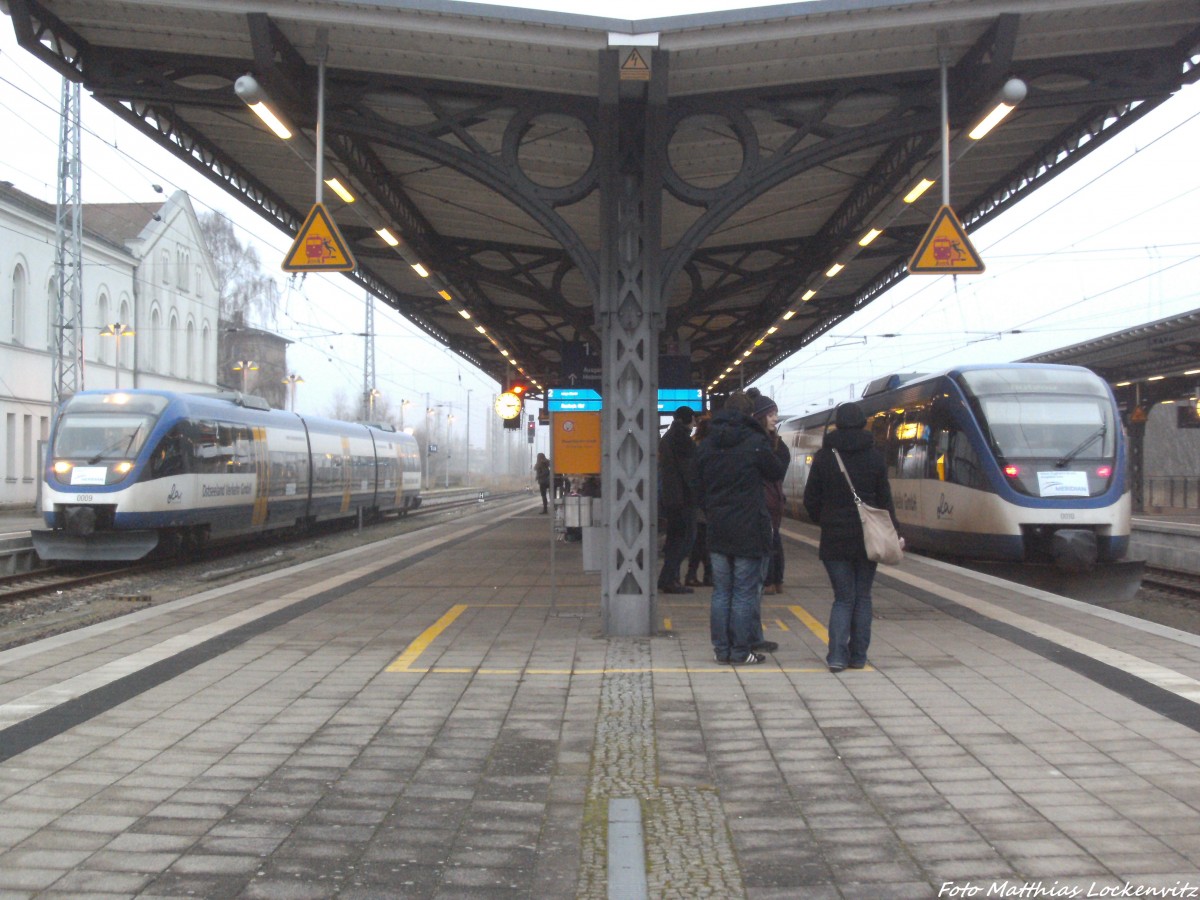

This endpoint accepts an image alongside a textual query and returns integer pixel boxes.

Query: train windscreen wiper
[1055,425,1105,469]
[87,425,142,464]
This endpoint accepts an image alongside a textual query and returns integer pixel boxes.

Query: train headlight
[53,460,72,476]
[1003,465,1020,478]
[115,461,134,476]
[1096,465,1112,478]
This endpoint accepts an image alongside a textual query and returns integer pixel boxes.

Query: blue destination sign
[547,388,704,413]
[548,388,602,412]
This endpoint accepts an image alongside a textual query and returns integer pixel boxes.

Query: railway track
[1140,565,1200,602]
[0,489,523,607]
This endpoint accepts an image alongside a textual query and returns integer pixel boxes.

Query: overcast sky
[2,2,1198,434]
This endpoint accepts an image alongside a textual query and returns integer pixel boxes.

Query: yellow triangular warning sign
[908,205,984,274]
[283,203,357,273]
[620,48,651,81]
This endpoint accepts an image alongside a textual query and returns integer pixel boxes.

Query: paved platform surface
[1,498,1200,898]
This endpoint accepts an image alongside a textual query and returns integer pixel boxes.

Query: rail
[1146,476,1200,511]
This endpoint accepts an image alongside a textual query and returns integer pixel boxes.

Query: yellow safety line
[788,604,829,642]
[775,618,790,631]
[395,666,834,676]
[387,604,468,672]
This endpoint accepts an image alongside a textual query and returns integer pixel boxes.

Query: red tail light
[1003,465,1020,478]
[1096,465,1112,478]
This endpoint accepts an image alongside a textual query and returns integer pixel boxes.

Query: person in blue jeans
[803,401,899,672]
[695,391,788,666]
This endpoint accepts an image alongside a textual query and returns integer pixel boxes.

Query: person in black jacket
[658,406,698,594]
[696,392,788,665]
[803,401,899,672]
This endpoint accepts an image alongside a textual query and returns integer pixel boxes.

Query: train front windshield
[52,394,168,462]
[959,369,1117,467]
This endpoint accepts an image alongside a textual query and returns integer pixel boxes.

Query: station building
[0,184,220,509]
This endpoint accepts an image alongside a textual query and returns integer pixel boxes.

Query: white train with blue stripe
[35,390,421,561]
[779,364,1130,570]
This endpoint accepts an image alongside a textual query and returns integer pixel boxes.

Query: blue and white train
[35,390,422,561]
[779,364,1130,570]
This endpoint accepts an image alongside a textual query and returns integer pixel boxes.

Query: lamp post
[366,387,381,421]
[465,388,472,487]
[233,360,258,394]
[399,398,411,432]
[445,413,454,488]
[99,322,134,389]
[283,373,304,412]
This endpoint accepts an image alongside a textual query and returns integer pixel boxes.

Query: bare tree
[198,212,282,328]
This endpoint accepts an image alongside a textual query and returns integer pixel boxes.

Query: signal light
[509,381,528,397]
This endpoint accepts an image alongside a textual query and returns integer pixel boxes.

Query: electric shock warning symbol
[908,205,985,274]
[283,203,357,272]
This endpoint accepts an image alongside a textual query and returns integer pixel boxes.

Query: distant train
[35,390,421,561]
[779,364,1130,570]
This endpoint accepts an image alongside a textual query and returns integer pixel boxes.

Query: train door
[252,425,270,526]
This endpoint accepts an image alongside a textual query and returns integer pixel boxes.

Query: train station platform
[2,498,1200,898]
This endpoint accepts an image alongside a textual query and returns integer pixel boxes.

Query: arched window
[119,297,132,372]
[160,249,171,287]
[149,307,162,371]
[11,263,27,345]
[201,323,211,383]
[186,319,196,380]
[96,293,111,363]
[168,312,179,376]
[45,275,57,350]
[195,265,203,299]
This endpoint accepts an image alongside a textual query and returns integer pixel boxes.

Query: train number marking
[73,494,94,502]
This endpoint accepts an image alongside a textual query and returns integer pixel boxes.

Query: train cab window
[149,425,188,478]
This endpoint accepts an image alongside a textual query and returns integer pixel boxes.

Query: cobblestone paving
[577,639,745,898]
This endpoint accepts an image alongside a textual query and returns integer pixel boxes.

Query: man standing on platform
[658,405,698,594]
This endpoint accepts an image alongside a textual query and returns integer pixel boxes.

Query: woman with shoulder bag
[802,401,901,673]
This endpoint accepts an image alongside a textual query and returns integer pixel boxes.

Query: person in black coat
[803,401,898,672]
[658,406,698,593]
[696,392,788,665]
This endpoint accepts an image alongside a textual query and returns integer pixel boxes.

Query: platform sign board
[908,205,984,274]
[657,388,703,413]
[560,341,602,390]
[283,203,357,272]
[548,388,602,412]
[552,411,601,474]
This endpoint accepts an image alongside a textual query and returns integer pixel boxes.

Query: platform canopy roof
[10,0,1199,392]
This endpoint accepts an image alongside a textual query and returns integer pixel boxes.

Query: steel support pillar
[596,49,667,637]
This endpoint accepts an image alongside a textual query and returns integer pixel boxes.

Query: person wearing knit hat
[695,391,788,666]
[747,388,790,656]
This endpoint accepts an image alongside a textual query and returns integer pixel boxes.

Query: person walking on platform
[658,406,698,594]
[803,401,898,673]
[696,391,787,665]
[684,414,713,587]
[534,452,551,514]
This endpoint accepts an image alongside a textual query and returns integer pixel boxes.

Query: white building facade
[0,184,220,509]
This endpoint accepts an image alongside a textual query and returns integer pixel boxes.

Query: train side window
[947,430,986,489]
[150,425,187,478]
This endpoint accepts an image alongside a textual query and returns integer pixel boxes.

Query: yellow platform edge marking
[387,604,468,672]
[395,666,835,676]
[788,604,829,642]
[776,618,790,632]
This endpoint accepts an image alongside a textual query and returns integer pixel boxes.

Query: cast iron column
[597,48,667,636]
